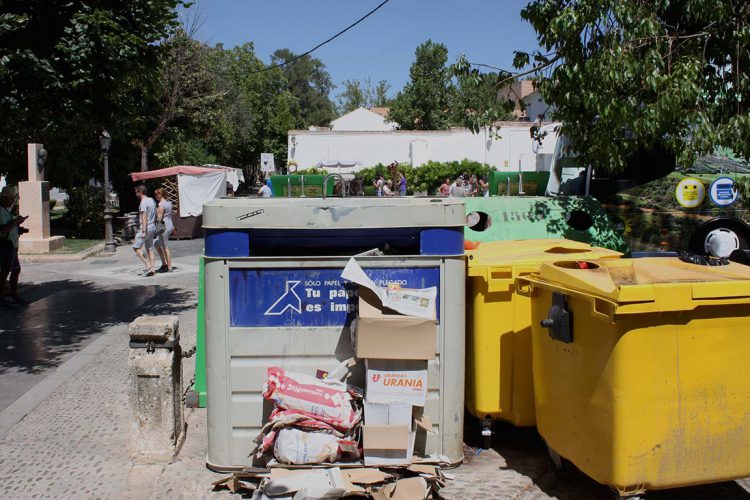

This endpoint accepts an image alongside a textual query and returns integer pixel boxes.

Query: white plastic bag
[273,428,343,465]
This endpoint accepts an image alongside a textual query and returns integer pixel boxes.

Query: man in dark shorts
[0,186,28,308]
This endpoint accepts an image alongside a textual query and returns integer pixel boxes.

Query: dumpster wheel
[546,444,575,481]
[480,418,493,449]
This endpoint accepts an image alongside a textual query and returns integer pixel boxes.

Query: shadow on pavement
[464,416,750,499]
[0,279,194,375]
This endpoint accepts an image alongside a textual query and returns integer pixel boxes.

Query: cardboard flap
[358,288,397,318]
[414,414,436,434]
[363,425,409,450]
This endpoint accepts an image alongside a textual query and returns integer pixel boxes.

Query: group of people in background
[439,173,490,198]
[373,171,407,197]
[132,185,174,277]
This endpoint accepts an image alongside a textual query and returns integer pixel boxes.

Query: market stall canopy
[315,159,360,173]
[129,165,217,181]
[130,166,227,217]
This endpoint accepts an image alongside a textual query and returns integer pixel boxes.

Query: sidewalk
[0,240,749,499]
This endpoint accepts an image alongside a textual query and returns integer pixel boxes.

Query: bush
[296,167,328,175]
[65,186,104,239]
[358,159,496,195]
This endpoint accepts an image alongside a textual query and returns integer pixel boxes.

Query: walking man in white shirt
[132,185,157,277]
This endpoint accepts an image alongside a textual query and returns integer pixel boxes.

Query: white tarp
[177,170,227,217]
[203,164,245,191]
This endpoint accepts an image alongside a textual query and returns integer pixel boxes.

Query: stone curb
[19,242,105,263]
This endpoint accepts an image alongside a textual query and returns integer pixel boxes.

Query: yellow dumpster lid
[467,239,621,268]
[534,258,750,306]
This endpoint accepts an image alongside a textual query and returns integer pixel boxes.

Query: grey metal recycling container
[202,197,466,470]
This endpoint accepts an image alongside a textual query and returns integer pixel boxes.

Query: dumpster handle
[515,278,534,296]
[520,276,616,322]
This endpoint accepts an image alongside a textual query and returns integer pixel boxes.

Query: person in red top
[438,177,451,196]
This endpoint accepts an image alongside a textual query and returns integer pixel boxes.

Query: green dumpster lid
[533,258,750,308]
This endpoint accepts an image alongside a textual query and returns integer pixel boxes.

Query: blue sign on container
[229,267,440,327]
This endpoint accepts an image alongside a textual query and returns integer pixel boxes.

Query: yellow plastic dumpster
[522,257,750,494]
[465,239,621,428]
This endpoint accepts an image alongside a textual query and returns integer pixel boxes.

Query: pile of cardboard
[233,258,449,498]
[213,460,454,499]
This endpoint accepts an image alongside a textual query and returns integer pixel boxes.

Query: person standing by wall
[153,188,174,273]
[0,186,28,308]
[132,185,157,277]
[398,171,407,196]
[439,177,451,196]
[479,176,490,197]
[373,173,384,197]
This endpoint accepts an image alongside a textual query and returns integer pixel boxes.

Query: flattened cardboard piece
[407,464,439,476]
[365,359,428,406]
[343,468,393,485]
[266,467,347,499]
[356,288,437,361]
[341,258,437,320]
[377,477,430,500]
[412,454,451,466]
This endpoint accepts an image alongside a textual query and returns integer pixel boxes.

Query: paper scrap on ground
[341,258,437,320]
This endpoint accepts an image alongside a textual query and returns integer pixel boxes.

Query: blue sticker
[229,267,440,327]
[708,177,739,207]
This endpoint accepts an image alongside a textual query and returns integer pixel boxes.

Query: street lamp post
[100,130,116,253]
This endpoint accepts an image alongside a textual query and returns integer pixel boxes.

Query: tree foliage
[336,78,392,114]
[272,48,335,127]
[391,40,515,131]
[0,0,184,184]
[516,0,750,172]
[389,40,456,130]
[132,28,221,171]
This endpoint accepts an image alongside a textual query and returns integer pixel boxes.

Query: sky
[192,0,540,101]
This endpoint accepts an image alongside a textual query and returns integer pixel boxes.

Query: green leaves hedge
[357,160,496,195]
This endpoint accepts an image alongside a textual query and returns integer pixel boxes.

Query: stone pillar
[18,143,65,254]
[128,316,185,464]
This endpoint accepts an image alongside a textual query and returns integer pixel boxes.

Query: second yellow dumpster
[465,239,621,427]
[523,257,750,493]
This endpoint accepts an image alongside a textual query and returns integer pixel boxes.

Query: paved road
[0,239,203,412]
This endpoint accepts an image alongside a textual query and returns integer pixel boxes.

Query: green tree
[0,0,184,185]
[336,78,393,114]
[372,80,392,107]
[516,0,750,172]
[389,40,456,130]
[337,79,368,114]
[451,63,516,133]
[272,48,335,127]
[132,28,222,171]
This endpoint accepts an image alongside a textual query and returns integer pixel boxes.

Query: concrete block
[18,180,50,240]
[18,235,65,254]
[129,315,179,342]
[128,316,184,464]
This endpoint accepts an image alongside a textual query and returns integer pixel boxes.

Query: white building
[329,107,397,132]
[287,122,558,174]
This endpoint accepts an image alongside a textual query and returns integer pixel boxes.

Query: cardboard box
[365,359,428,406]
[355,288,437,360]
[362,425,416,467]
